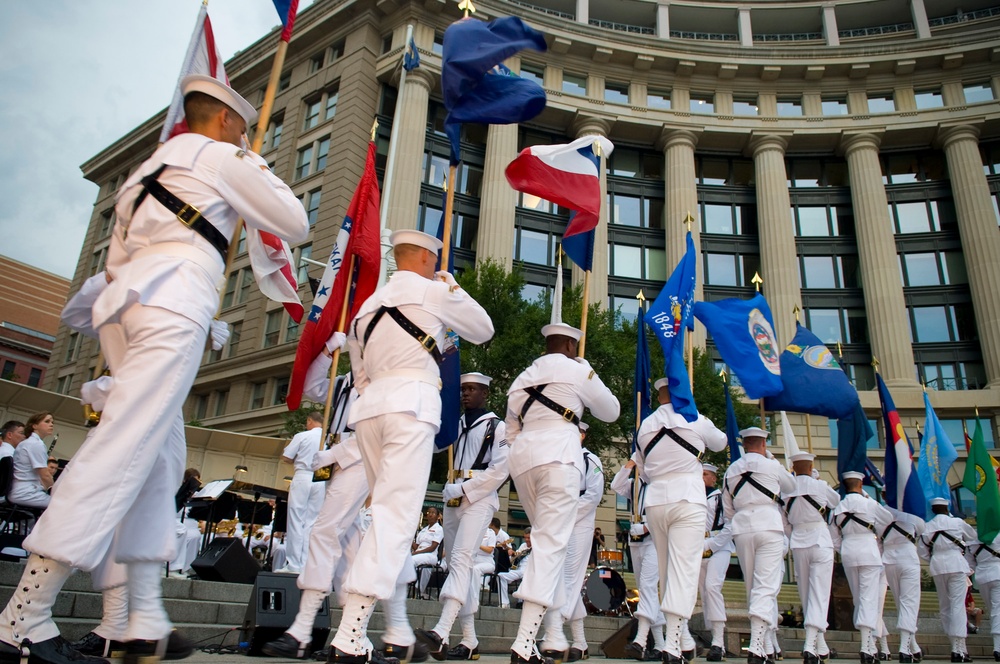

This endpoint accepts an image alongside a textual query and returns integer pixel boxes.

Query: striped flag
[877,374,925,517]
[271,0,300,42]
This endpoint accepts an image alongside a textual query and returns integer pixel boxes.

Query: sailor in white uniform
[700,463,733,662]
[279,412,327,574]
[972,528,1000,661]
[881,506,925,662]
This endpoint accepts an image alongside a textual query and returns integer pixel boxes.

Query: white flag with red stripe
[159,4,227,143]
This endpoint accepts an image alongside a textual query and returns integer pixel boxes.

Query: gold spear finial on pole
[751,271,763,293]
[836,341,842,358]
[871,356,880,374]
[684,212,694,232]
[458,0,476,16]
[593,140,602,158]
[636,289,646,305]
[792,305,801,323]
[719,367,727,381]
[370,118,379,142]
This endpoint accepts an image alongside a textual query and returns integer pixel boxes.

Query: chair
[0,457,42,559]
[409,564,446,599]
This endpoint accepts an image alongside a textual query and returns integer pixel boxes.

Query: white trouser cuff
[711,623,725,648]
[633,617,650,645]
[569,618,587,650]
[381,584,414,647]
[459,613,478,649]
[433,598,462,640]
[287,589,327,644]
[95,585,130,641]
[540,605,568,652]
[125,562,172,641]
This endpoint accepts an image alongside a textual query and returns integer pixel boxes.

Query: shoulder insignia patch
[235,149,246,159]
[587,370,595,380]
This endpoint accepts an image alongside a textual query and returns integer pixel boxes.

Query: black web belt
[926,529,967,556]
[457,417,498,471]
[730,471,784,506]
[710,495,724,532]
[977,543,1000,559]
[837,512,875,534]
[882,522,917,545]
[643,426,702,460]
[517,384,580,426]
[786,494,829,519]
[133,164,229,261]
[630,474,650,542]
[361,306,442,364]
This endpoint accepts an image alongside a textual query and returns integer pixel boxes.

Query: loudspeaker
[240,572,330,656]
[600,617,638,658]
[190,537,260,585]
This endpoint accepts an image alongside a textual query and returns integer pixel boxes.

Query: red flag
[246,230,304,322]
[286,142,382,410]
[160,5,227,143]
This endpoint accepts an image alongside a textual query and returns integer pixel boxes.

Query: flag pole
[633,290,647,523]
[378,23,414,287]
[579,271,591,358]
[753,271,766,427]
[684,212,696,390]
[441,165,460,497]
[791,305,813,453]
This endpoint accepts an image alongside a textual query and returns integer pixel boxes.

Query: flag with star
[287,141,381,410]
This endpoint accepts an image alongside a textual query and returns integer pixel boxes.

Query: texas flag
[505,136,614,240]
[877,374,925,517]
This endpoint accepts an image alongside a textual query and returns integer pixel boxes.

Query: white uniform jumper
[722,452,796,658]
[783,474,840,657]
[505,354,619,660]
[282,427,326,573]
[919,513,977,656]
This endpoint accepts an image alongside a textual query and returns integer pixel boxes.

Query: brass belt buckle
[561,408,575,423]
[177,203,203,227]
[420,334,436,351]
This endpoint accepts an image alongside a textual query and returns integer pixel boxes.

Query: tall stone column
[660,127,705,345]
[842,132,917,387]
[477,123,518,269]
[940,124,1000,386]
[751,133,801,347]
[385,68,434,231]
[571,116,612,310]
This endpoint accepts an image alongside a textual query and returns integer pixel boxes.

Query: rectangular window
[647,89,671,110]
[806,308,844,344]
[239,269,254,304]
[459,164,483,196]
[303,100,321,130]
[646,248,667,281]
[644,198,664,229]
[228,322,242,358]
[222,272,238,309]
[214,389,229,417]
[286,315,300,344]
[892,201,936,234]
[329,39,346,61]
[829,418,880,450]
[942,418,995,449]
[27,368,42,388]
[1,361,15,380]
[964,83,994,104]
[909,305,954,343]
[517,229,552,265]
[263,311,282,348]
[690,93,714,114]
[800,255,837,289]
[914,89,944,109]
[304,188,322,226]
[610,193,641,226]
[325,84,339,121]
[702,204,739,234]
[867,93,895,114]
[520,63,544,86]
[611,149,639,177]
[273,379,289,406]
[56,374,74,395]
[604,82,628,104]
[732,98,758,116]
[794,206,833,236]
[89,247,108,276]
[249,382,266,410]
[315,137,330,172]
[297,244,312,285]
[98,209,115,238]
[821,97,848,115]
[432,32,444,56]
[295,145,314,180]
[562,73,587,96]
[611,244,642,279]
[518,191,552,214]
[705,253,739,287]
[776,98,803,116]
[194,394,209,421]
[64,332,81,363]
[309,52,325,73]
[900,252,942,286]
[267,119,283,150]
[278,73,291,92]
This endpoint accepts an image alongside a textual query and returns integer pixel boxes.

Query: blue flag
[836,403,873,480]
[633,310,652,453]
[763,324,860,419]
[864,458,885,487]
[877,375,926,517]
[441,17,547,164]
[692,294,782,400]
[645,232,697,422]
[403,35,420,71]
[562,217,594,272]
[434,207,460,450]
[916,391,959,514]
[723,372,741,462]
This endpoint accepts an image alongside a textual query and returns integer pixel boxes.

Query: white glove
[442,483,464,502]
[435,270,459,289]
[630,523,648,537]
[311,448,337,471]
[80,375,114,412]
[325,331,347,354]
[210,320,230,351]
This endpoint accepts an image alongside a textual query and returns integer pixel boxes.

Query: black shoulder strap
[837,512,875,533]
[518,384,580,425]
[711,493,724,531]
[643,427,702,460]
[471,417,500,470]
[788,494,829,520]
[580,452,592,497]
[361,305,442,364]
[881,522,917,544]
[977,543,1000,559]
[927,529,967,556]
[134,163,229,260]
[731,471,785,506]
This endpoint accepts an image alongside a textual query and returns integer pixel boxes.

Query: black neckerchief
[463,408,488,427]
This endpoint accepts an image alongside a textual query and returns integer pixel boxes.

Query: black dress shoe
[445,645,479,661]
[541,649,568,664]
[802,652,818,664]
[314,648,331,661]
[707,647,725,663]
[859,653,876,664]
[879,653,890,662]
[510,651,554,664]
[747,654,767,664]
[567,648,589,662]
[663,653,686,664]
[415,631,447,662]
[0,640,20,664]
[683,651,696,663]
[328,649,400,664]
[263,633,310,659]
[625,643,646,662]
[775,652,783,662]
[646,650,663,662]
[911,652,921,663]
[897,655,913,664]
[163,633,193,662]
[993,652,1000,662]
[384,643,428,664]
[71,633,125,659]
[27,636,110,664]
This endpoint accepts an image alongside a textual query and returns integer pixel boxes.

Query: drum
[597,549,624,569]
[583,566,627,615]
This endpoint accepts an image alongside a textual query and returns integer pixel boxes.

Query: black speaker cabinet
[600,617,639,658]
[190,537,260,585]
[240,572,331,656]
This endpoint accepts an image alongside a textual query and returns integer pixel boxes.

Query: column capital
[405,67,436,92]
[657,126,701,152]
[571,113,614,138]
[839,130,884,157]
[937,121,984,149]
[748,131,791,157]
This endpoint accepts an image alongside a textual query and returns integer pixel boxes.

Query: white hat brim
[181,74,258,125]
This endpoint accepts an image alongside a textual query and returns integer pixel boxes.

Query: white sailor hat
[702,463,718,474]
[653,377,669,391]
[389,229,443,254]
[739,427,770,440]
[789,452,815,462]
[841,471,865,481]
[579,422,590,433]
[541,323,583,341]
[460,372,491,387]
[181,74,258,125]
[930,497,950,507]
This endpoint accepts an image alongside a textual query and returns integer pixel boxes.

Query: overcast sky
[0,0,314,279]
